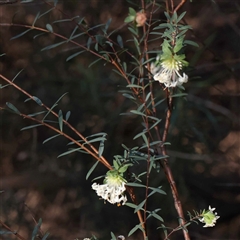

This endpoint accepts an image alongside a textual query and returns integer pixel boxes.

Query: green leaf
[104,18,112,33]
[117,35,123,48]
[87,132,107,138]
[184,40,199,47]
[98,140,105,157]
[151,212,164,222]
[33,96,43,106]
[133,131,147,140]
[24,96,43,106]
[126,84,143,89]
[46,23,53,33]
[129,7,136,16]
[42,232,50,240]
[6,102,20,114]
[0,230,13,235]
[125,202,137,208]
[122,93,136,100]
[118,164,132,173]
[12,69,24,82]
[43,134,61,144]
[130,110,146,117]
[52,16,80,24]
[58,148,82,158]
[33,33,46,39]
[176,11,186,23]
[86,161,99,180]
[65,111,71,121]
[41,41,66,51]
[128,224,141,237]
[32,12,40,26]
[113,160,119,169]
[88,58,102,68]
[11,29,32,40]
[126,182,145,188]
[58,110,63,132]
[27,111,46,117]
[42,92,68,121]
[69,17,85,40]
[148,119,162,130]
[133,37,141,55]
[66,50,85,62]
[170,93,188,98]
[149,187,166,195]
[110,232,117,240]
[39,8,54,19]
[87,37,92,49]
[124,15,135,23]
[21,124,43,131]
[128,26,138,36]
[31,218,42,240]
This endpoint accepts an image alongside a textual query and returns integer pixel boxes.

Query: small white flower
[92,171,127,205]
[199,206,220,227]
[151,57,188,88]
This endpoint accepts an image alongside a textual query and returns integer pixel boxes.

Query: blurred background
[0,0,240,239]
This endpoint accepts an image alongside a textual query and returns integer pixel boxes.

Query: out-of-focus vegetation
[0,1,240,239]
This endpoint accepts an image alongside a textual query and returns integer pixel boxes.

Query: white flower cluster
[92,173,127,205]
[151,57,188,88]
[199,206,220,227]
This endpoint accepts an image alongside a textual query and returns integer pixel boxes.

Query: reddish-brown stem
[0,220,26,240]
[1,73,147,238]
[160,90,190,240]
[174,0,187,12]
[0,73,112,169]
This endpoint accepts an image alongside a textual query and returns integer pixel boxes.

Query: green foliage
[0,1,225,239]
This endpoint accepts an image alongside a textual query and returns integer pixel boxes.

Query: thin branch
[174,0,187,12]
[0,220,26,240]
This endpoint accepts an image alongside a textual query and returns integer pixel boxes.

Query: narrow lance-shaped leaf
[87,37,92,49]
[28,111,46,117]
[39,8,54,19]
[88,58,102,68]
[117,35,123,48]
[65,111,71,121]
[43,134,61,144]
[98,140,105,157]
[58,148,82,158]
[41,41,66,51]
[58,110,63,132]
[66,50,85,62]
[86,161,99,180]
[104,18,112,33]
[32,11,40,26]
[42,92,68,121]
[46,23,53,33]
[110,232,117,240]
[32,96,43,106]
[69,17,85,40]
[6,102,20,114]
[122,93,136,100]
[31,218,42,240]
[11,29,32,40]
[21,124,43,131]
[128,224,142,237]
[42,232,50,240]
[52,16,80,24]
[133,37,141,55]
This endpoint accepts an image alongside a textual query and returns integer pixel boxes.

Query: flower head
[151,39,188,88]
[92,169,127,205]
[199,206,220,227]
